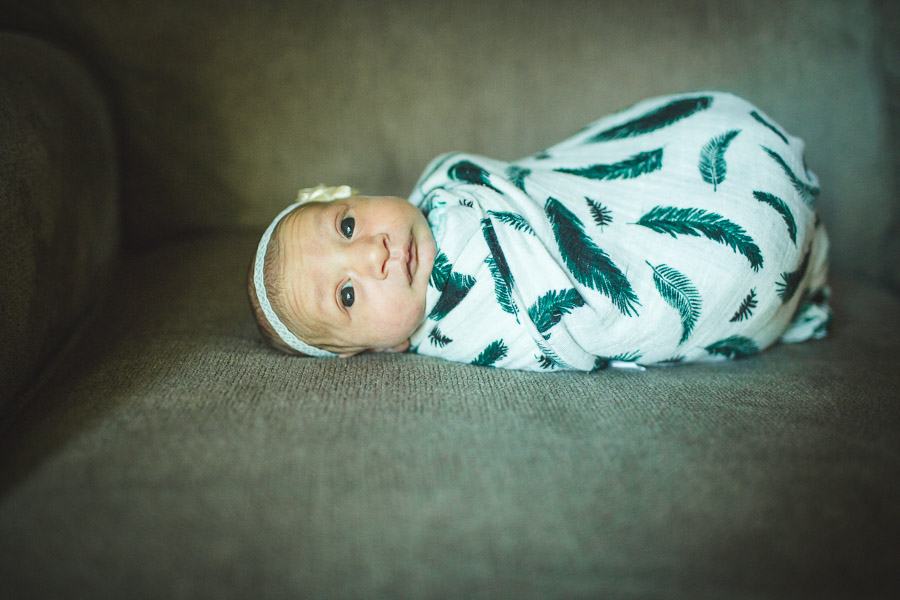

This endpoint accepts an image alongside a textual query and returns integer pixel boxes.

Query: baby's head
[248,186,437,358]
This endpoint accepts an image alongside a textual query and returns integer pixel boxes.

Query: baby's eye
[340,216,355,239]
[340,281,355,308]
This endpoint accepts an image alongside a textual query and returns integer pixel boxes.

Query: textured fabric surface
[1,233,897,598]
[408,92,830,370]
[875,0,900,290]
[0,33,118,417]
[3,0,895,286]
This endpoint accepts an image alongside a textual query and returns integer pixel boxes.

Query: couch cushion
[0,34,118,420]
[1,232,897,597]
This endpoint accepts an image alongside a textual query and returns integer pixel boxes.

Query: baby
[248,91,833,371]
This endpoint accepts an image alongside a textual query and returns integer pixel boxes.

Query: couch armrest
[0,33,118,415]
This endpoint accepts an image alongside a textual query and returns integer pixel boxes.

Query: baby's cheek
[396,297,426,335]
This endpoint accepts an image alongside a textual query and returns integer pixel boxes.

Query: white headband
[253,185,357,357]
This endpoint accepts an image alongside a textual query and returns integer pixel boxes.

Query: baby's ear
[370,340,410,354]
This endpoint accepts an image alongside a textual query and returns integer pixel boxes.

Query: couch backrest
[4,0,898,286]
[0,34,118,413]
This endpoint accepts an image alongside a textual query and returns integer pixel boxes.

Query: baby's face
[278,195,436,355]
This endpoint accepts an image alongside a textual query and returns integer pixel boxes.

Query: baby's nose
[359,234,389,279]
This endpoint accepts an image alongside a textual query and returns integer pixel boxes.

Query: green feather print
[635,206,763,272]
[555,148,662,182]
[699,129,740,191]
[545,197,641,317]
[428,270,475,321]
[505,165,530,192]
[536,354,558,370]
[729,289,758,323]
[482,218,518,319]
[586,198,612,228]
[587,96,712,142]
[658,356,685,365]
[705,335,759,359]
[535,338,572,370]
[753,191,797,244]
[448,160,502,194]
[645,261,701,345]
[430,250,452,290]
[776,247,811,303]
[471,340,508,367]
[762,146,819,207]
[750,110,789,145]
[428,326,452,348]
[527,288,585,339]
[487,210,536,236]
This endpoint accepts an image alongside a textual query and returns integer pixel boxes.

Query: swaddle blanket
[407,91,832,371]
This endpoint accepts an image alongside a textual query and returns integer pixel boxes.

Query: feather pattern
[487,210,536,236]
[448,160,502,194]
[635,206,764,272]
[428,327,453,347]
[658,356,685,365]
[586,198,612,228]
[753,191,797,244]
[698,129,740,191]
[645,261,701,344]
[428,270,475,321]
[505,165,530,192]
[776,247,811,303]
[536,354,557,370]
[545,197,641,317]
[534,337,572,370]
[527,288,585,338]
[587,95,712,142]
[482,218,518,319]
[554,148,662,182]
[705,335,759,359]
[471,340,508,367]
[762,146,819,207]
[750,110,789,145]
[429,250,452,290]
[729,289,757,322]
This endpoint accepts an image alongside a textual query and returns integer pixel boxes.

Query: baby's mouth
[407,235,418,286]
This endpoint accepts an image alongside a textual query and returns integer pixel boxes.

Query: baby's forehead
[274,203,340,339]
[274,202,327,260]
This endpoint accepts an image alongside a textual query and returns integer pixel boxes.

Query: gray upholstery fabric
[1,233,898,598]
[2,1,900,597]
[874,0,900,290]
[4,0,897,285]
[0,33,118,416]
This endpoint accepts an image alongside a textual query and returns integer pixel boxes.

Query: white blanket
[407,92,832,371]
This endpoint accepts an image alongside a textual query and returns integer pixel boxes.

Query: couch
[1,1,898,597]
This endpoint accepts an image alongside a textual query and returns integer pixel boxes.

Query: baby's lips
[405,238,414,284]
[409,237,418,284]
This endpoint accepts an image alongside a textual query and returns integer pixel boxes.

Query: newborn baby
[248,91,832,371]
